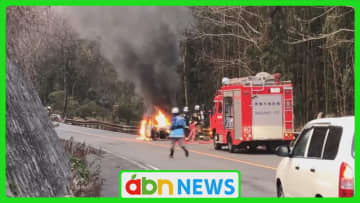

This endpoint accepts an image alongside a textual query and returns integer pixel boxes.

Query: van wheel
[227,136,235,153]
[277,181,285,197]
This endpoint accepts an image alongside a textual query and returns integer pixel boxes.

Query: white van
[275,116,354,197]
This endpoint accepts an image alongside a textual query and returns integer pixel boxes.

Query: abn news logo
[120,171,240,198]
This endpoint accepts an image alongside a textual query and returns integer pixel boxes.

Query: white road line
[101,148,159,170]
[144,163,160,170]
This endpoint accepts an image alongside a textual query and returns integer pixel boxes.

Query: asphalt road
[56,123,283,197]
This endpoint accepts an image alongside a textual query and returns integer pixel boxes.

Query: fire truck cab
[210,72,294,153]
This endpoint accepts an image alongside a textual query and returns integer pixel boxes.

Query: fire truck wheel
[214,139,221,150]
[213,132,221,150]
[227,136,235,153]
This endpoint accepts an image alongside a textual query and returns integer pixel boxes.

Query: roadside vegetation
[62,137,105,197]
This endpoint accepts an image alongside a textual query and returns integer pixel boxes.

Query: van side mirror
[275,145,290,157]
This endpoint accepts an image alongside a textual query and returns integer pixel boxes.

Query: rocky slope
[6,59,72,197]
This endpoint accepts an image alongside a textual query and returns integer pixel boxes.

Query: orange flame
[137,108,171,141]
[137,118,152,141]
[138,119,148,140]
[154,109,171,128]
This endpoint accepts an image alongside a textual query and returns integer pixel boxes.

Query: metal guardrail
[64,118,213,137]
[62,119,298,144]
[64,119,300,141]
[64,119,139,134]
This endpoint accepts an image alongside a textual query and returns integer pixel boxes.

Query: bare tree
[6,7,51,78]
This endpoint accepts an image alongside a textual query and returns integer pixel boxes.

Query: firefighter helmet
[194,105,200,111]
[222,77,230,85]
[183,106,189,112]
[171,107,179,114]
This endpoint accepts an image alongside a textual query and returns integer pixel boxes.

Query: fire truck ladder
[283,88,294,131]
[223,72,279,99]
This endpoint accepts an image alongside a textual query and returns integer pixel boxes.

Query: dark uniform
[183,112,190,137]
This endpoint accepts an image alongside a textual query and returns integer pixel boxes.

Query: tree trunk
[183,40,189,107]
[323,53,328,115]
[62,61,69,119]
[329,50,340,116]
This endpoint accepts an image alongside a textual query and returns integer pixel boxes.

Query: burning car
[137,108,171,141]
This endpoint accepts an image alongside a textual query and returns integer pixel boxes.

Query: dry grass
[62,137,105,197]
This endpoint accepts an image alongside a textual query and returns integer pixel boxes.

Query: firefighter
[192,105,201,124]
[169,107,189,158]
[183,106,190,137]
[200,104,205,123]
[46,106,52,116]
[186,105,201,142]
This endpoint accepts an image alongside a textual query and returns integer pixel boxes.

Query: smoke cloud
[54,6,192,109]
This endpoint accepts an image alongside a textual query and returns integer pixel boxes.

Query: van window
[307,127,328,158]
[292,128,312,157]
[218,102,223,113]
[323,127,342,160]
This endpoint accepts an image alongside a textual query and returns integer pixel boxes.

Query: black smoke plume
[55,7,191,111]
[115,23,180,109]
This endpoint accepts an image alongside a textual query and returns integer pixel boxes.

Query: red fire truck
[210,72,294,153]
